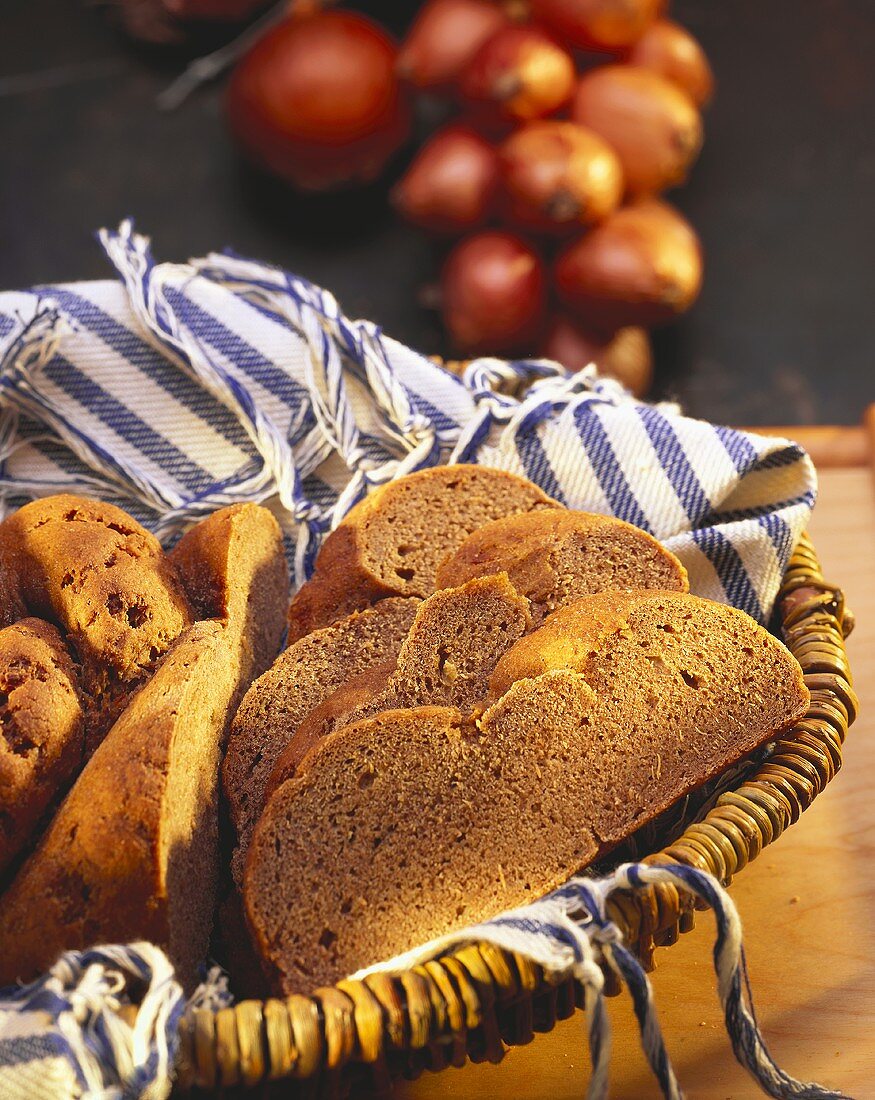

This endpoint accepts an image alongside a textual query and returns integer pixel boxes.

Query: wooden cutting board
[397,416,875,1099]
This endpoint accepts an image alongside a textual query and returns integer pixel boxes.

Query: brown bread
[0,621,228,990]
[0,619,84,877]
[245,590,808,993]
[170,502,289,700]
[267,663,397,792]
[0,495,193,750]
[286,465,558,641]
[223,597,421,885]
[0,503,287,989]
[268,574,532,791]
[436,509,688,624]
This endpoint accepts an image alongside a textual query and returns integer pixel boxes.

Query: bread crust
[0,494,193,750]
[0,502,288,989]
[170,502,289,696]
[287,465,558,641]
[0,622,225,989]
[436,509,688,623]
[0,618,84,877]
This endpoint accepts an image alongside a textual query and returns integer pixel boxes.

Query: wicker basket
[175,533,856,1096]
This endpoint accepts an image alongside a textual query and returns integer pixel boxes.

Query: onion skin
[226,12,411,191]
[554,199,702,330]
[626,18,715,107]
[541,316,653,395]
[393,125,501,235]
[572,64,702,195]
[441,231,548,354]
[396,0,509,92]
[530,0,661,52]
[500,120,623,234]
[460,25,576,126]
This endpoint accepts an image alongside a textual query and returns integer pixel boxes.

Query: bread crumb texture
[224,597,421,885]
[246,589,808,993]
[286,465,558,641]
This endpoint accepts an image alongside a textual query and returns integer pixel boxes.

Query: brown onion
[392,125,501,234]
[226,12,411,191]
[541,316,653,395]
[554,199,702,329]
[500,120,623,234]
[626,18,715,107]
[397,0,509,92]
[441,231,548,354]
[460,25,576,126]
[530,0,661,52]
[572,65,702,195]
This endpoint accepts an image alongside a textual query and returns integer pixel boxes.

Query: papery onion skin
[397,0,510,92]
[572,64,702,195]
[626,18,714,107]
[530,0,661,52]
[500,120,624,234]
[554,199,702,330]
[441,230,548,354]
[460,24,577,126]
[226,11,411,191]
[393,125,501,234]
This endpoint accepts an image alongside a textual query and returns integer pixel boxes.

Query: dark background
[1,0,873,425]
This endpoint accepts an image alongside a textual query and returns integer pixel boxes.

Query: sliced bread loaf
[268,573,532,792]
[0,502,288,989]
[287,465,558,642]
[436,510,688,624]
[0,619,84,877]
[0,621,228,990]
[245,590,808,992]
[0,495,193,750]
[223,597,421,885]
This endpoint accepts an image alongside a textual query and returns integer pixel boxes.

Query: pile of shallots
[225,1,713,394]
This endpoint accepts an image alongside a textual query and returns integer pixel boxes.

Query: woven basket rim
[177,532,857,1094]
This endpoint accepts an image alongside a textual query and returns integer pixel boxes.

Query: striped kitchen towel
[0,220,815,623]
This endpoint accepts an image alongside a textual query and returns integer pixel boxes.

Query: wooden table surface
[395,463,875,1100]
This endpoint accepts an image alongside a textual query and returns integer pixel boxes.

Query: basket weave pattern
[177,534,856,1094]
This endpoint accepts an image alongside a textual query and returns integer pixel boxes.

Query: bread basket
[174,527,856,1095]
[0,241,853,1098]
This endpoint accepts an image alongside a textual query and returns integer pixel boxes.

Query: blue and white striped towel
[0,223,833,1100]
[0,220,815,622]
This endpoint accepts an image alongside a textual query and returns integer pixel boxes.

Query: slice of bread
[0,619,84,877]
[436,510,688,624]
[0,502,288,990]
[267,574,532,792]
[287,465,558,642]
[0,495,193,750]
[223,597,421,886]
[266,663,397,794]
[245,590,808,993]
[170,502,289,701]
